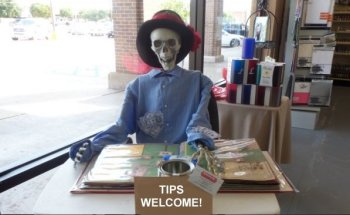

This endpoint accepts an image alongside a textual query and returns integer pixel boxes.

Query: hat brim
[137,19,194,68]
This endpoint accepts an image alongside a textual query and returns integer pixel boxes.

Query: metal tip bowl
[159,159,194,176]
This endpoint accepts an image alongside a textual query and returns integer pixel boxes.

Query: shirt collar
[149,66,183,79]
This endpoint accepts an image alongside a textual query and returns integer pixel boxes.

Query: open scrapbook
[71,139,295,193]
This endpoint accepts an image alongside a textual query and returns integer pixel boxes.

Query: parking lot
[0,21,241,166]
[0,32,115,92]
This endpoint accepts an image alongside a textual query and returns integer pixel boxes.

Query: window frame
[0,131,100,192]
[0,0,207,193]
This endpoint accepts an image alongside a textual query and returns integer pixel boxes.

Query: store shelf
[332,4,350,83]
[334,3,350,12]
[289,0,335,122]
[334,52,350,56]
[333,20,350,23]
[333,11,350,14]
[333,31,350,33]
[331,77,350,81]
[291,105,321,112]
[336,41,350,45]
[291,105,321,130]
[300,26,331,30]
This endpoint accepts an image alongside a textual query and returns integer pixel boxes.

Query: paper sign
[188,166,224,195]
[259,62,275,87]
[134,176,212,215]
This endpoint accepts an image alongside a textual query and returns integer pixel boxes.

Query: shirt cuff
[187,132,215,150]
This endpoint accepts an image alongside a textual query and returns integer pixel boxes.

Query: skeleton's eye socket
[167,39,176,47]
[153,40,162,48]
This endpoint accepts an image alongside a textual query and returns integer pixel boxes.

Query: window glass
[0,0,250,168]
[203,0,253,83]
[0,0,191,168]
[0,0,116,167]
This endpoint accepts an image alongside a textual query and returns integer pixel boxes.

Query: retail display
[293,81,312,104]
[308,79,333,106]
[291,0,335,107]
[331,1,350,81]
[225,44,285,107]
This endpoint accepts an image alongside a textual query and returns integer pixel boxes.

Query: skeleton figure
[150,28,181,71]
[70,10,216,165]
[73,29,182,164]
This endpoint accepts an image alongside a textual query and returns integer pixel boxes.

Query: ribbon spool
[242,37,256,59]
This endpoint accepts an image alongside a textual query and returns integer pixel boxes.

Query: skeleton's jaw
[159,57,176,71]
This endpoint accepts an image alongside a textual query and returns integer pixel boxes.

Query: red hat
[136,10,201,68]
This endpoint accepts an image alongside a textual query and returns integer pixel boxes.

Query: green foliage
[78,9,110,21]
[30,3,51,18]
[59,8,72,18]
[0,0,21,18]
[160,0,189,22]
[223,12,236,24]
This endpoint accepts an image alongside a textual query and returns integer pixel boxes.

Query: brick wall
[112,0,143,74]
[111,0,225,70]
[204,0,223,58]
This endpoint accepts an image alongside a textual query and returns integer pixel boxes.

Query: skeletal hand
[74,142,90,163]
[191,143,223,175]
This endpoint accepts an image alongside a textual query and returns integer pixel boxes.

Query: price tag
[188,166,224,196]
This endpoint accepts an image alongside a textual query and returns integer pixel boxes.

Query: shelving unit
[289,0,334,129]
[331,2,350,81]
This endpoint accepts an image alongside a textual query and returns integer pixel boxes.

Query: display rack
[331,1,350,81]
[290,0,335,129]
[243,0,281,63]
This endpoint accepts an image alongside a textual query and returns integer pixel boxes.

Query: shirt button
[162,85,165,88]
[164,140,168,143]
[166,123,169,127]
[164,104,168,108]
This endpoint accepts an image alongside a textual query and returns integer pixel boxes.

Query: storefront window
[0,0,116,167]
[0,0,250,169]
[203,0,252,83]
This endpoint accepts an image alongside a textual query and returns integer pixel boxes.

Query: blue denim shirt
[82,66,217,159]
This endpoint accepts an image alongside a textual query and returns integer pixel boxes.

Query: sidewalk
[0,88,125,213]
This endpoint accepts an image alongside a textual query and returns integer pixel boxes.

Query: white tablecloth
[218,96,292,163]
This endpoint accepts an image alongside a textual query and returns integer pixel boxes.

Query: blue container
[229,59,244,84]
[242,37,256,59]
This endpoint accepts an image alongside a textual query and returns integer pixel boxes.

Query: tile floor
[277,85,350,214]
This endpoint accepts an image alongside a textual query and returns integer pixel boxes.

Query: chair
[208,91,219,133]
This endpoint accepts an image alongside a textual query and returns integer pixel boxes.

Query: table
[33,158,280,214]
[217,96,291,163]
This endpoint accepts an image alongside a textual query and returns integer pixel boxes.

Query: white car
[221,30,244,47]
[12,18,51,40]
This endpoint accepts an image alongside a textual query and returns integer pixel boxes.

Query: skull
[150,28,181,71]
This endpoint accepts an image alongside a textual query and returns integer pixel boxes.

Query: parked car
[107,30,114,38]
[89,21,112,36]
[223,23,247,36]
[69,22,90,35]
[11,18,51,40]
[221,30,244,47]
